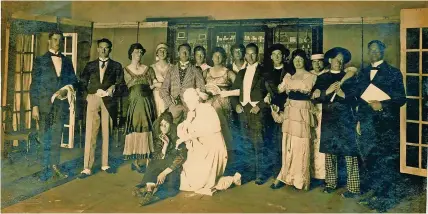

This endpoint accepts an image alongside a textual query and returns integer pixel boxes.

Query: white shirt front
[99,58,109,83]
[49,49,62,77]
[233,61,247,73]
[370,60,384,81]
[241,62,259,107]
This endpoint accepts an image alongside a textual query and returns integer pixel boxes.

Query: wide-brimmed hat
[268,43,290,58]
[324,47,351,64]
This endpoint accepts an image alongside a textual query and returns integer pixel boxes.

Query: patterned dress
[123,65,156,159]
[273,72,317,190]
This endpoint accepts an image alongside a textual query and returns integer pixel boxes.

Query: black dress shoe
[104,168,115,174]
[255,178,266,185]
[270,181,285,189]
[323,187,335,193]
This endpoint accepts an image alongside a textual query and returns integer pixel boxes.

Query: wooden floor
[2,161,426,213]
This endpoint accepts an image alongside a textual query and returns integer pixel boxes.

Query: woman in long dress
[123,43,156,172]
[203,47,239,172]
[270,49,317,191]
[177,88,240,196]
[148,43,171,117]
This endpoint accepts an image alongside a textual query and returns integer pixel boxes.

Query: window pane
[422,147,427,169]
[423,52,428,74]
[12,113,20,131]
[406,145,419,168]
[25,111,31,129]
[23,73,32,91]
[406,52,419,73]
[14,93,21,112]
[66,36,73,53]
[23,92,30,111]
[216,32,237,66]
[423,125,428,145]
[14,73,21,91]
[23,54,33,72]
[407,28,420,49]
[407,122,419,143]
[406,76,420,96]
[406,99,419,121]
[15,53,22,72]
[423,77,428,121]
[422,28,428,49]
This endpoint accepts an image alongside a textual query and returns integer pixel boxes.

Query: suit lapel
[251,65,260,91]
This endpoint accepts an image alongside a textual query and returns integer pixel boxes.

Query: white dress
[150,62,171,117]
[179,103,228,195]
[273,73,317,190]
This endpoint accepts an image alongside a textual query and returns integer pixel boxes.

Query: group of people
[30,30,406,211]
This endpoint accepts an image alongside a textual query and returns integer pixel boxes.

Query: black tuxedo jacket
[231,64,268,110]
[80,59,124,123]
[356,61,406,120]
[30,52,78,115]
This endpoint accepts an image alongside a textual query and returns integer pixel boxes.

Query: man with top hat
[312,47,360,198]
[355,40,406,212]
[159,43,208,124]
[30,30,78,181]
[263,43,290,177]
[230,43,269,185]
[78,38,124,178]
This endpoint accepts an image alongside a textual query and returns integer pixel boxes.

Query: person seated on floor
[133,111,187,206]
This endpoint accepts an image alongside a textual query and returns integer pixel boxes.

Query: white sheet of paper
[361,83,391,102]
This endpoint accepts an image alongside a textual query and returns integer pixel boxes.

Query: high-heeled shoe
[270,181,285,189]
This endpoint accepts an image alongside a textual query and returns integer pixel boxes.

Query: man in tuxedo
[231,43,269,185]
[30,30,78,181]
[78,38,124,178]
[356,40,406,212]
[159,43,207,124]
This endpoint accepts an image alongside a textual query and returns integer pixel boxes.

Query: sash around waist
[288,91,311,101]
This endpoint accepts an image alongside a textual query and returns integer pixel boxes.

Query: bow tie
[50,52,62,58]
[371,66,379,71]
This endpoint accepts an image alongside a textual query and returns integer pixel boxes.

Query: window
[400,8,428,177]
[13,34,35,132]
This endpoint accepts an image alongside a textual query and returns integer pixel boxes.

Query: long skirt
[276,133,311,190]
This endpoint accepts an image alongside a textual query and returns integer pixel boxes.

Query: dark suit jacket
[30,52,78,115]
[356,61,406,120]
[231,64,268,110]
[79,59,124,124]
[356,61,406,157]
